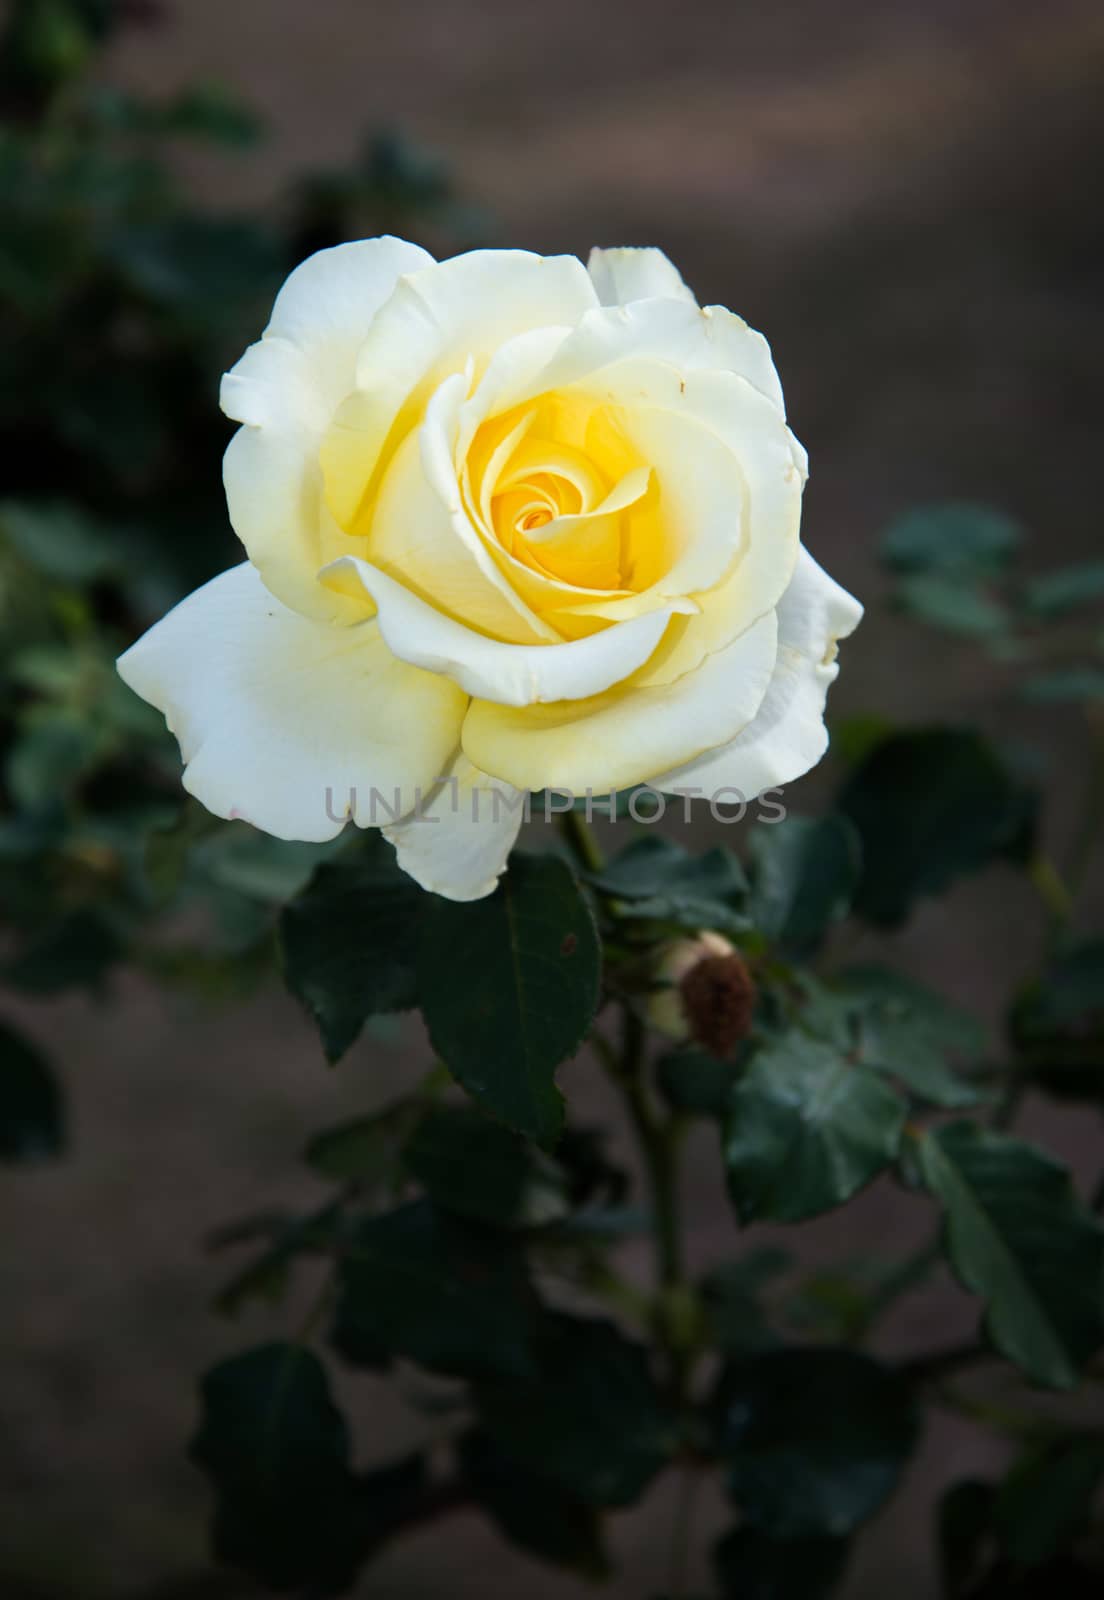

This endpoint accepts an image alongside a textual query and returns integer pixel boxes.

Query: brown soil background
[3,1,1104,1595]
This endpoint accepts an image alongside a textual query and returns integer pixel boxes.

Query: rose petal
[324,555,692,705]
[461,610,778,794]
[383,752,525,901]
[220,237,432,622]
[116,563,466,841]
[651,547,863,797]
[587,246,698,308]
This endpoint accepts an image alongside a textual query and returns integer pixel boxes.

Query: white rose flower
[117,239,861,901]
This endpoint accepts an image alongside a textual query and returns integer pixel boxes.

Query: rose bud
[646,932,756,1057]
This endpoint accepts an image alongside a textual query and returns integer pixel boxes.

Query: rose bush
[117,239,861,899]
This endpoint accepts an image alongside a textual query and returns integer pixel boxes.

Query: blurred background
[2,1,1103,1595]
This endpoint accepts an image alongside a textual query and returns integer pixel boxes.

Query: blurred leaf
[724,1030,905,1223]
[474,1313,675,1507]
[896,573,1010,637]
[331,1200,540,1378]
[995,1437,1104,1567]
[191,1342,422,1593]
[747,814,860,956]
[1020,668,1104,705]
[1011,938,1104,1100]
[304,1097,423,1187]
[6,708,109,809]
[1023,562,1104,617]
[0,1017,64,1163]
[657,1044,745,1117]
[458,1430,610,1578]
[839,729,1035,927]
[589,834,749,937]
[882,504,1022,575]
[713,1347,918,1537]
[417,853,600,1145]
[939,1479,997,1596]
[3,906,123,993]
[714,1524,850,1599]
[919,1122,1104,1388]
[0,498,120,583]
[700,1248,792,1357]
[402,1104,569,1228]
[280,837,425,1063]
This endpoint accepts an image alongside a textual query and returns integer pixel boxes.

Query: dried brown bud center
[679,950,756,1058]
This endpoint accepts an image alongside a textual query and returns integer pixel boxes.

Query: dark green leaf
[403,1104,568,1228]
[589,834,749,937]
[747,815,860,956]
[831,965,986,1109]
[839,729,1035,926]
[995,1437,1104,1567]
[658,1045,746,1117]
[1011,938,1104,1101]
[714,1524,850,1599]
[417,853,601,1144]
[304,1098,421,1186]
[3,907,124,994]
[458,1430,609,1577]
[331,1200,539,1378]
[724,1030,905,1222]
[280,836,426,1063]
[919,1122,1104,1387]
[191,1342,418,1594]
[938,1479,997,1596]
[701,1248,792,1356]
[0,1019,64,1163]
[882,503,1022,575]
[475,1314,675,1506]
[714,1347,919,1537]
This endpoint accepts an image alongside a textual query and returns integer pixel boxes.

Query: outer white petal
[324,556,691,705]
[587,247,698,308]
[383,752,524,902]
[462,610,778,795]
[220,237,433,622]
[116,563,466,842]
[536,298,786,415]
[651,548,863,797]
[220,236,434,427]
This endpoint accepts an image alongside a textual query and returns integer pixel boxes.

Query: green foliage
[279,838,425,1062]
[417,852,601,1144]
[724,1029,906,1223]
[714,1525,850,1599]
[920,1122,1104,1388]
[839,728,1035,926]
[746,813,861,956]
[331,1200,541,1377]
[714,1348,919,1537]
[474,1314,676,1506]
[590,832,750,936]
[0,1017,64,1161]
[191,1342,424,1594]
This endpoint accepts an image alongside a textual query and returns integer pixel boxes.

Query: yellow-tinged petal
[324,556,685,705]
[320,251,597,532]
[220,237,432,622]
[461,610,778,794]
